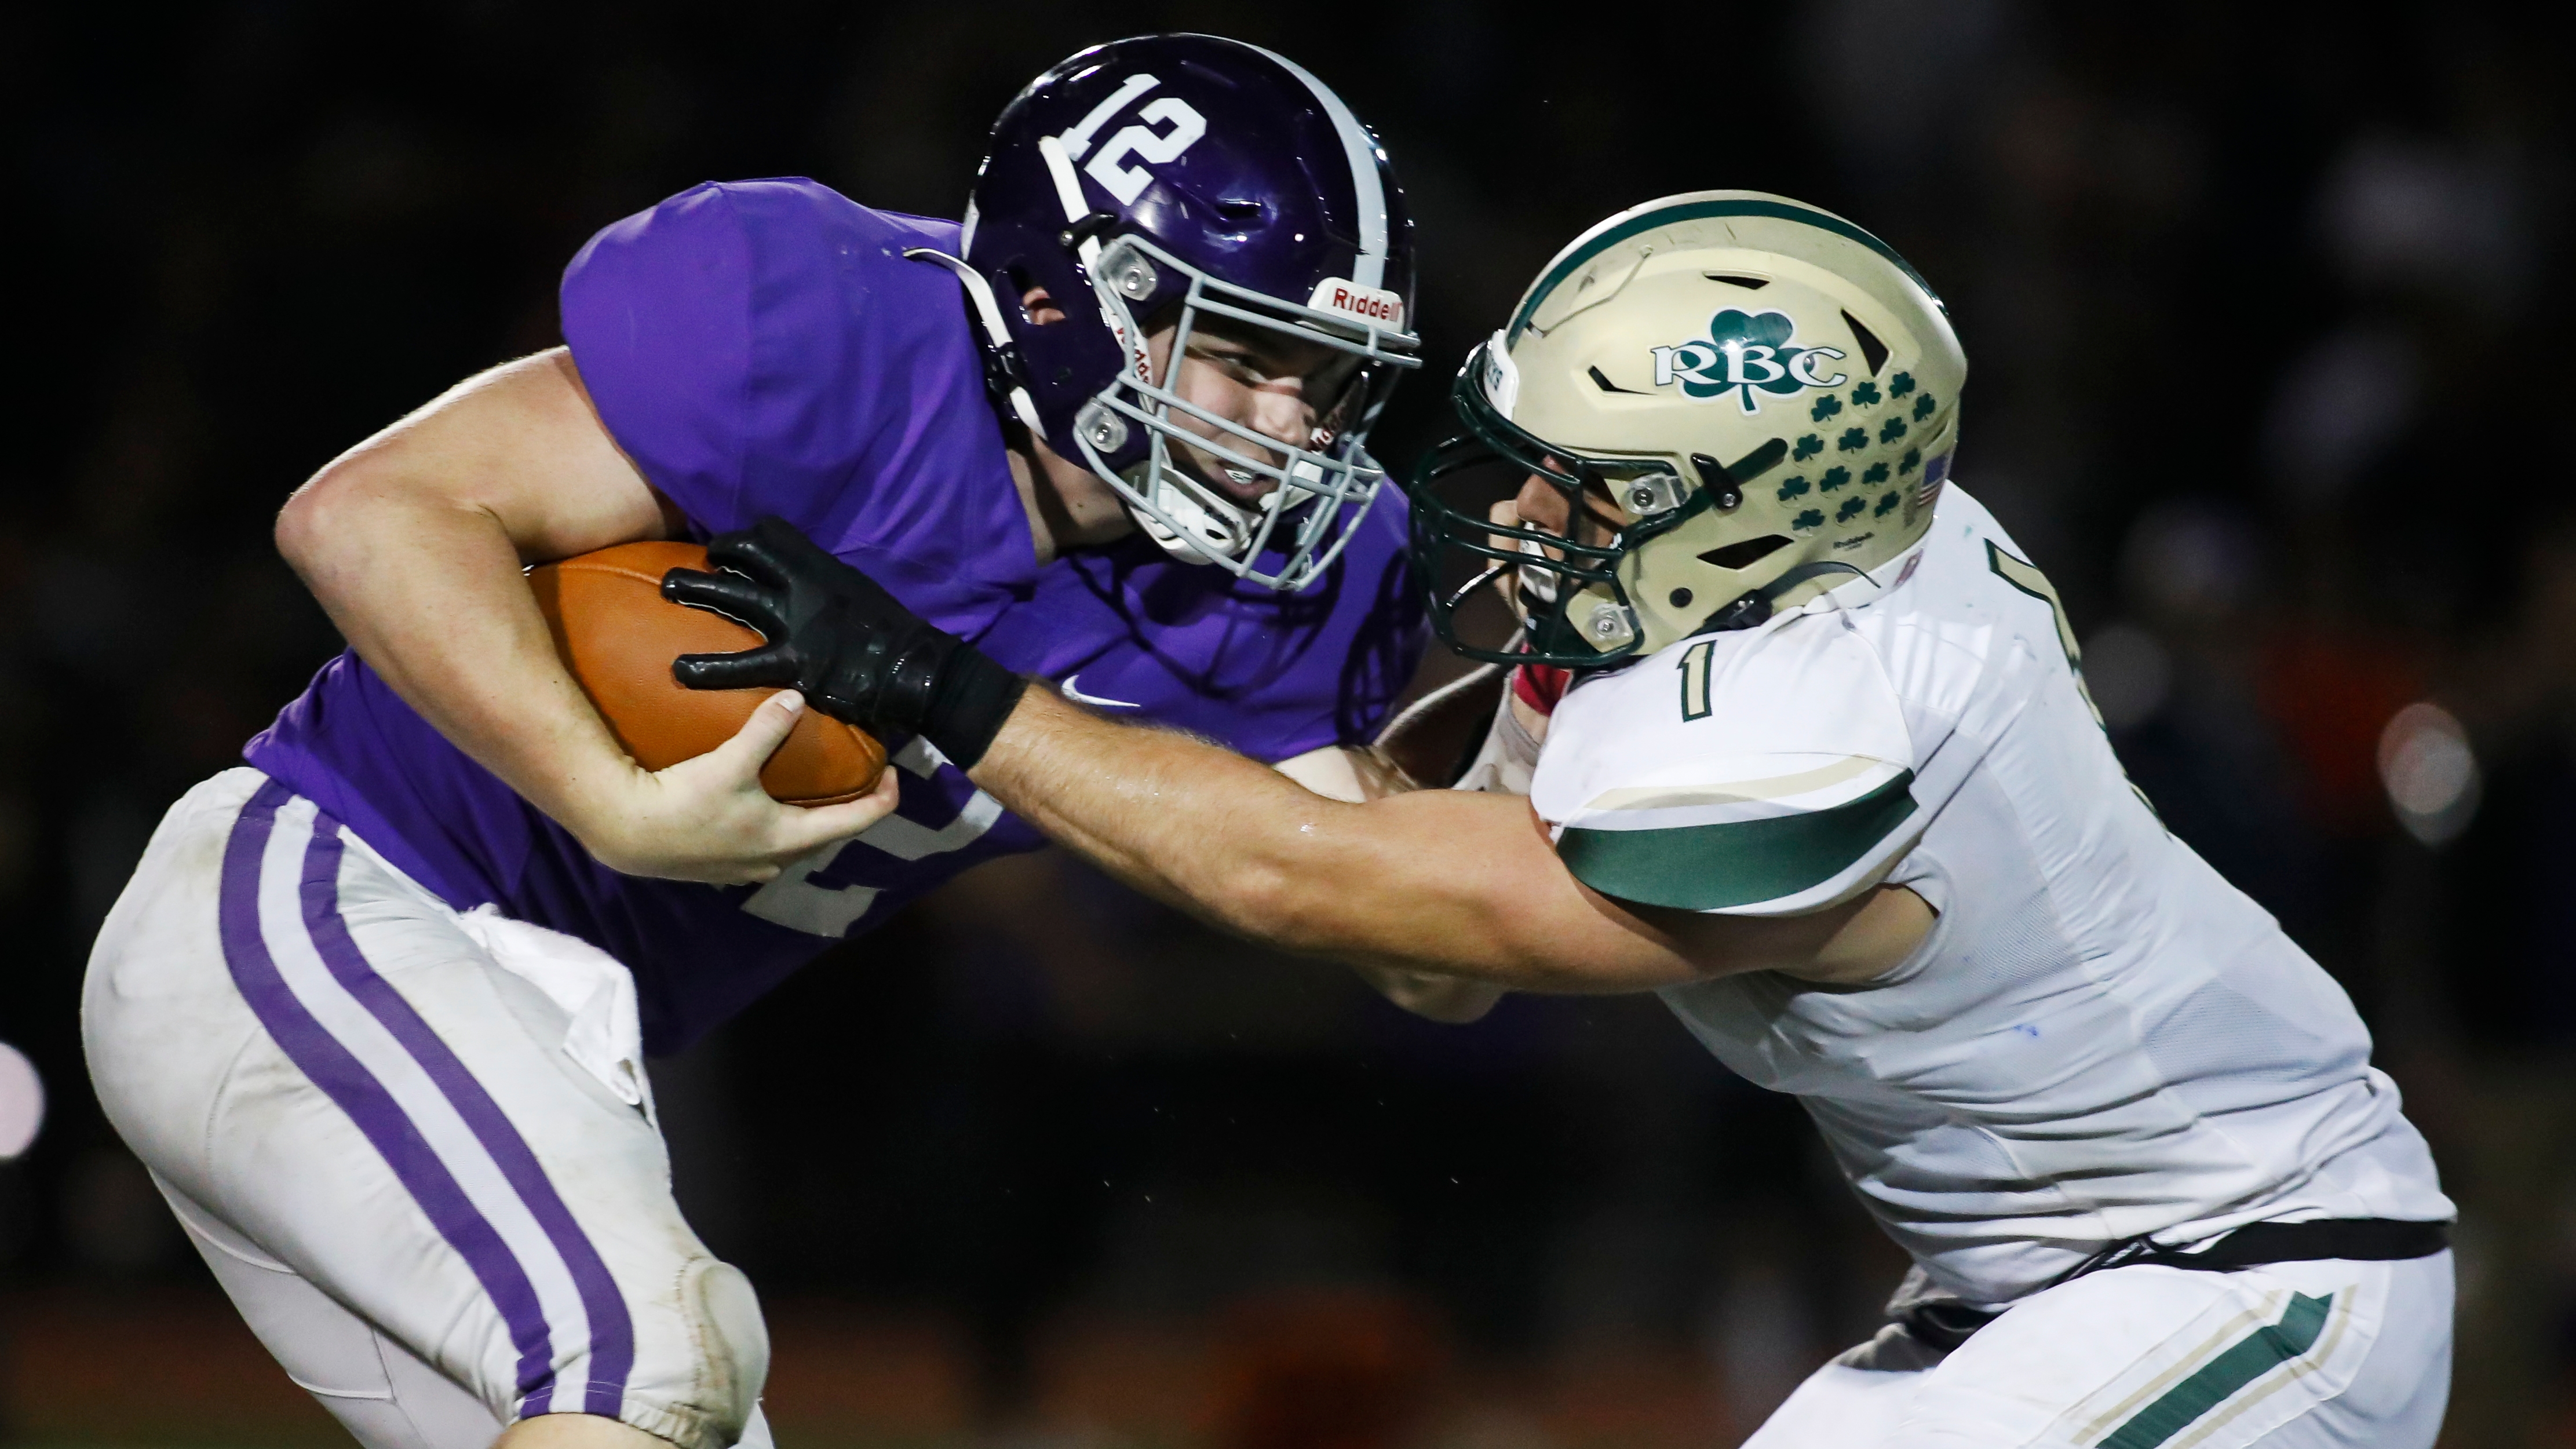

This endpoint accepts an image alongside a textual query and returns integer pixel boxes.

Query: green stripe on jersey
[1555,771,1917,910]
[2102,1293,2335,1449]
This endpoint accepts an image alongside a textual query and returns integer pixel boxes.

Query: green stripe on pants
[2102,1293,2334,1449]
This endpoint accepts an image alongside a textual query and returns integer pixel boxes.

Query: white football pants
[1745,1251,2452,1448]
[85,768,773,1449]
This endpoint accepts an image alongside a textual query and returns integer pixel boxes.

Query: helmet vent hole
[1706,273,1770,289]
[1006,265,1057,326]
[1216,199,1265,222]
[1841,311,1890,376]
[1698,535,1792,571]
[1588,366,1647,396]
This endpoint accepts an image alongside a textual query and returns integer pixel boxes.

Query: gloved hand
[661,517,1028,769]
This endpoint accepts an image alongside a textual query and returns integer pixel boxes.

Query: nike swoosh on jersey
[1061,674,1140,709]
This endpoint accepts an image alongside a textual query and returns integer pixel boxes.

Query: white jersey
[1526,485,2451,1305]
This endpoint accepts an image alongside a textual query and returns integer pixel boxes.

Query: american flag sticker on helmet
[1917,449,1953,508]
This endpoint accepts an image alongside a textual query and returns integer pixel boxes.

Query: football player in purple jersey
[84,36,1440,1449]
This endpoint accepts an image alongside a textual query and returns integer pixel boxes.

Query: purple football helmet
[921,35,1420,592]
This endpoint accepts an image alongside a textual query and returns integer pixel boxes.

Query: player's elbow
[276,444,458,587]
[1218,852,1352,956]
[1378,973,1505,1024]
[274,457,374,578]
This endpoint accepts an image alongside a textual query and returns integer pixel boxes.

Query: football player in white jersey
[674,192,2457,1447]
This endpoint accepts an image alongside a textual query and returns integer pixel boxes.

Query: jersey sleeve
[1531,619,1921,915]
[558,178,964,537]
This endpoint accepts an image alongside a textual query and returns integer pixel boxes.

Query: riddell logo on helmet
[1650,309,1848,415]
[1308,279,1405,330]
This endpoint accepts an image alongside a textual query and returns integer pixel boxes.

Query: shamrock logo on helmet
[1650,309,1849,416]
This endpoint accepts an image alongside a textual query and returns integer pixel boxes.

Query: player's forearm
[273,351,667,848]
[279,473,637,827]
[966,687,1323,926]
[970,689,1698,989]
[1272,742,1505,1023]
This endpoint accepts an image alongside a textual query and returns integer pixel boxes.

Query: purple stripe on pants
[300,817,638,1418]
[218,779,561,1411]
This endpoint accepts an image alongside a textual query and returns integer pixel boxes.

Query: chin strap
[1129,491,1228,565]
[1691,559,1877,636]
[1037,136,1106,261]
[903,248,1046,437]
[1037,134,1152,388]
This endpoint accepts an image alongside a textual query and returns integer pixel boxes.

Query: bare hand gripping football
[662,516,1028,768]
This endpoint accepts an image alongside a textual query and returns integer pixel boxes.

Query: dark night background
[3,2,2573,1445]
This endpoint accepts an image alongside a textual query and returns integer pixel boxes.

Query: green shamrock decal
[1874,491,1901,517]
[1793,508,1825,531]
[1863,462,1890,484]
[1837,427,1868,452]
[1888,373,1915,397]
[1793,434,1824,461]
[1811,393,1843,423]
[1836,497,1867,522]
[1776,475,1811,501]
[1819,466,1851,491]
[1899,447,1922,475]
[1913,396,1935,422]
[1851,380,1881,406]
[1879,417,1907,443]
[1651,309,1851,414]
[1676,310,1809,407]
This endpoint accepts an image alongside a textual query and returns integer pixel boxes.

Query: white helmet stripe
[1243,44,1389,289]
[1058,72,1160,161]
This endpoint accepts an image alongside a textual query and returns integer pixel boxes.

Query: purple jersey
[246,178,1425,1055]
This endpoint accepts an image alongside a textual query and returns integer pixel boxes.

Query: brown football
[527,541,887,805]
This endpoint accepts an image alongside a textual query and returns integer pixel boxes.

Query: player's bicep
[399,348,667,560]
[1622,883,1928,987]
[293,348,668,564]
[1552,753,1922,915]
[1336,791,1898,990]
[1314,790,1705,990]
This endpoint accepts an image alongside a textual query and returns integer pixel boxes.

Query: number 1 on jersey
[1679,639,1716,721]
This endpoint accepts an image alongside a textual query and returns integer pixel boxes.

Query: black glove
[661,517,1028,769]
